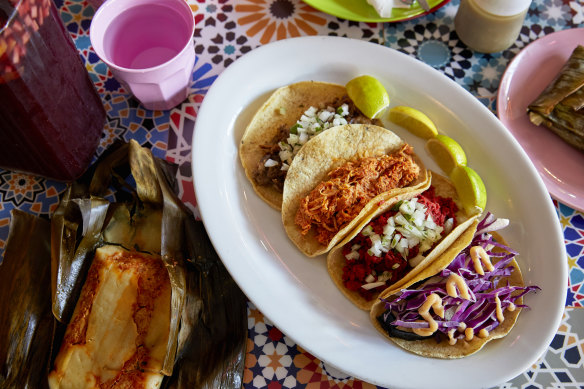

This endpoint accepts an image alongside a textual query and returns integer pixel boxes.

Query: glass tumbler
[0,0,106,181]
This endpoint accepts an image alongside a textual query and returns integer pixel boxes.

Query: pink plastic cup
[90,0,195,110]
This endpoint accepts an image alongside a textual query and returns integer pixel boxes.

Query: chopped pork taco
[370,213,539,359]
[239,81,381,210]
[281,124,431,257]
[327,173,479,310]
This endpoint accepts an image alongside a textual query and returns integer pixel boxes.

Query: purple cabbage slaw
[379,212,540,339]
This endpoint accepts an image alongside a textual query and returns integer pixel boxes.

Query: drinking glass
[0,0,106,181]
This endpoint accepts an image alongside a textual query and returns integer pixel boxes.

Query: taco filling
[254,96,378,191]
[375,213,539,354]
[294,144,420,246]
[342,186,458,301]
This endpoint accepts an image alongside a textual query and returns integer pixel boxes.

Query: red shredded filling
[417,185,458,227]
[294,145,420,245]
[341,187,458,301]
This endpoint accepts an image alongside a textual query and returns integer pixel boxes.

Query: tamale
[529,111,584,151]
[0,211,53,389]
[562,85,584,111]
[528,45,584,115]
[527,45,584,151]
[48,245,171,389]
[48,140,247,389]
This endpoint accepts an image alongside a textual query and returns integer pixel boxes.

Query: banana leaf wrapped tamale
[527,45,584,151]
[0,140,247,389]
[0,211,53,389]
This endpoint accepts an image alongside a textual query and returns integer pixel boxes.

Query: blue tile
[572,214,584,229]
[566,243,583,257]
[558,203,575,217]
[550,334,565,350]
[564,346,581,365]
[565,227,582,241]
[555,372,571,383]
[81,19,92,30]
[66,22,79,34]
[566,287,576,306]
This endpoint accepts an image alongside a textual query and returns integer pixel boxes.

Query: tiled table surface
[1,0,583,387]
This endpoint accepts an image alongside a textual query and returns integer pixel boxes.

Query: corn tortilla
[327,173,479,310]
[239,81,349,210]
[369,232,527,359]
[281,124,430,257]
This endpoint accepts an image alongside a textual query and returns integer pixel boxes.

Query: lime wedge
[346,75,390,119]
[388,106,438,139]
[425,134,467,175]
[450,165,487,216]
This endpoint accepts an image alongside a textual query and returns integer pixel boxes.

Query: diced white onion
[362,225,374,236]
[412,209,426,227]
[264,159,278,168]
[279,150,292,163]
[394,214,408,226]
[318,110,332,122]
[399,200,415,215]
[391,234,401,248]
[340,103,349,115]
[345,251,360,261]
[444,218,454,234]
[287,134,299,145]
[361,281,386,290]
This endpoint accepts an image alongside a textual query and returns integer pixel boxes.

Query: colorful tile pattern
[245,303,584,389]
[0,0,582,387]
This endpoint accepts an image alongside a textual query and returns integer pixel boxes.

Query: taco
[370,213,539,359]
[281,123,430,257]
[327,173,479,310]
[239,81,381,210]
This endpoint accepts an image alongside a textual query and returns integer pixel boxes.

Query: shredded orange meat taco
[295,145,420,245]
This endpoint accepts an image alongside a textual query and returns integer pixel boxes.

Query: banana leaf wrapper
[562,85,584,111]
[0,210,53,389]
[48,140,247,388]
[528,45,584,115]
[527,45,584,151]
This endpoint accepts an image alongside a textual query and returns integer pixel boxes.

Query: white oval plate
[192,36,566,389]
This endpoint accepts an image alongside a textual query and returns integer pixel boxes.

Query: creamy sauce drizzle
[412,293,444,337]
[448,329,457,345]
[446,273,470,300]
[470,246,494,275]
[408,248,515,344]
[495,293,505,322]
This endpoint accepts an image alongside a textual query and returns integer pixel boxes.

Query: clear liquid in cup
[104,4,192,69]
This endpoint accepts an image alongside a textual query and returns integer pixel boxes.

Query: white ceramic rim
[192,36,566,389]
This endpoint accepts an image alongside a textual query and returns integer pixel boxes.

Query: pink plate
[497,28,584,211]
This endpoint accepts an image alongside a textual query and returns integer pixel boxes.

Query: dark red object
[0,0,105,181]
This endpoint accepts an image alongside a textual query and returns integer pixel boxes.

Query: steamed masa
[48,245,171,389]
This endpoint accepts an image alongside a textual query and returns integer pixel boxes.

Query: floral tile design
[0,1,581,388]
